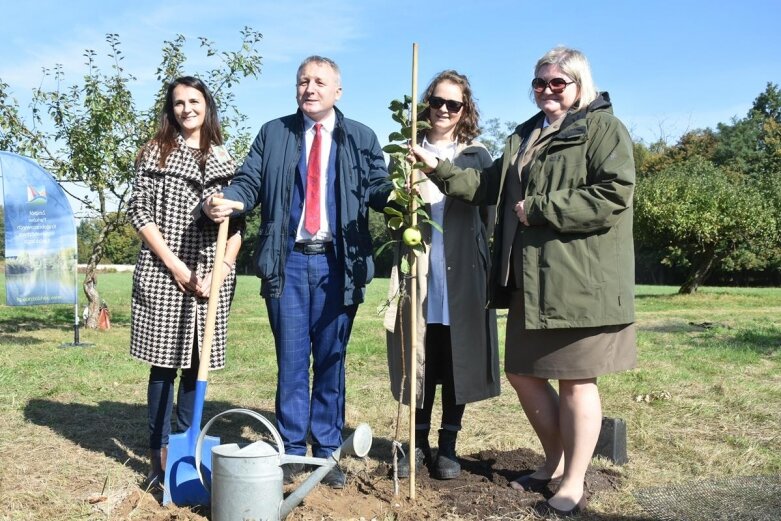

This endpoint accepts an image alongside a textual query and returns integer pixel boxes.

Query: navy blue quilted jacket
[220,108,391,306]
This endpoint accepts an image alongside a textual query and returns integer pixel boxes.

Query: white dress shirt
[297,111,336,243]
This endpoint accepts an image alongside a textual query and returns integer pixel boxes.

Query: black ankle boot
[432,429,460,480]
[145,447,167,489]
[397,429,431,478]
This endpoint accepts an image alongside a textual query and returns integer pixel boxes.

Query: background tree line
[633,83,781,292]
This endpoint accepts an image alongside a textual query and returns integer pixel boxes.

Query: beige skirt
[504,290,637,380]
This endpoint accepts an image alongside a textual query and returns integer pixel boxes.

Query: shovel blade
[163,432,220,506]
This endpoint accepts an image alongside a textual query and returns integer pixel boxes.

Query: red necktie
[305,123,322,235]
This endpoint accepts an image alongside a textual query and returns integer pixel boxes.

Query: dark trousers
[147,345,198,449]
[266,248,357,458]
[416,324,465,433]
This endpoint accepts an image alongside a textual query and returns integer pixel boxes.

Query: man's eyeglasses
[428,96,464,112]
[531,77,576,94]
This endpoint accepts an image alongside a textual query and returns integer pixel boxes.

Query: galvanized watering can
[195,408,372,521]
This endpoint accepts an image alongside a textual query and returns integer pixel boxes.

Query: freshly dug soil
[115,446,622,520]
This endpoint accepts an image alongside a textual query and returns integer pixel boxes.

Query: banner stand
[59,303,94,348]
[0,152,88,348]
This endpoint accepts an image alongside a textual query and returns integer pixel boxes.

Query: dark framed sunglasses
[428,96,464,112]
[531,77,576,93]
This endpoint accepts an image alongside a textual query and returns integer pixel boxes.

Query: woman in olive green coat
[411,48,636,517]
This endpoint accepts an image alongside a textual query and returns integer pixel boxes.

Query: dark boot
[397,429,431,478]
[322,465,346,489]
[145,447,167,489]
[432,429,460,480]
[282,462,306,485]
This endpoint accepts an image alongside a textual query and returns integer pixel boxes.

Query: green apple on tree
[402,227,422,246]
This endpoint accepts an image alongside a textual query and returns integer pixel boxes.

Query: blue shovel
[163,198,243,506]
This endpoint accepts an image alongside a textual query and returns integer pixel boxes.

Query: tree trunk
[82,222,112,329]
[83,268,101,329]
[679,247,718,294]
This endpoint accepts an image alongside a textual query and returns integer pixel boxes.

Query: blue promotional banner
[0,152,78,306]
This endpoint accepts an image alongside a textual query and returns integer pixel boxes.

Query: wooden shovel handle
[197,198,242,381]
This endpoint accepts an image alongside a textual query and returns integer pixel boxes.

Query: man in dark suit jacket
[204,56,390,488]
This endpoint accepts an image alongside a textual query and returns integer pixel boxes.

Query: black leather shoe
[321,465,346,489]
[535,495,587,517]
[509,473,562,493]
[282,462,306,484]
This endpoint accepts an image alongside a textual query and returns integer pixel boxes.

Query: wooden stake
[408,41,419,501]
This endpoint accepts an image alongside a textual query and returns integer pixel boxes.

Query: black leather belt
[293,242,334,255]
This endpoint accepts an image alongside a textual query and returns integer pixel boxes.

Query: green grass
[0,275,779,519]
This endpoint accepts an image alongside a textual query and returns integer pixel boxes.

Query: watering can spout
[279,423,373,519]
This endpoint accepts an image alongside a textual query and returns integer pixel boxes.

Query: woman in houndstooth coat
[128,76,242,487]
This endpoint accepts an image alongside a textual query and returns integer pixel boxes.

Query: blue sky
[3,0,781,154]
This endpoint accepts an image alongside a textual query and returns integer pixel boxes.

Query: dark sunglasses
[428,96,464,112]
[531,77,576,94]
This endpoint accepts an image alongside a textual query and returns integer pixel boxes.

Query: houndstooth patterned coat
[128,135,240,370]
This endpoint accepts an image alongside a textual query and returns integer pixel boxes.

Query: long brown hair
[140,76,223,168]
[419,70,481,144]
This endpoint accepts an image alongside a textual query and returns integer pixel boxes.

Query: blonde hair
[534,47,598,112]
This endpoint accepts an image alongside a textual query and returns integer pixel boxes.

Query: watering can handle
[195,408,285,491]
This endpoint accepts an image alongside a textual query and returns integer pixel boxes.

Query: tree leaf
[375,239,397,258]
[383,143,406,154]
[392,112,407,125]
[394,190,410,203]
[389,99,405,112]
[387,216,404,230]
[399,256,410,274]
[420,219,443,234]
